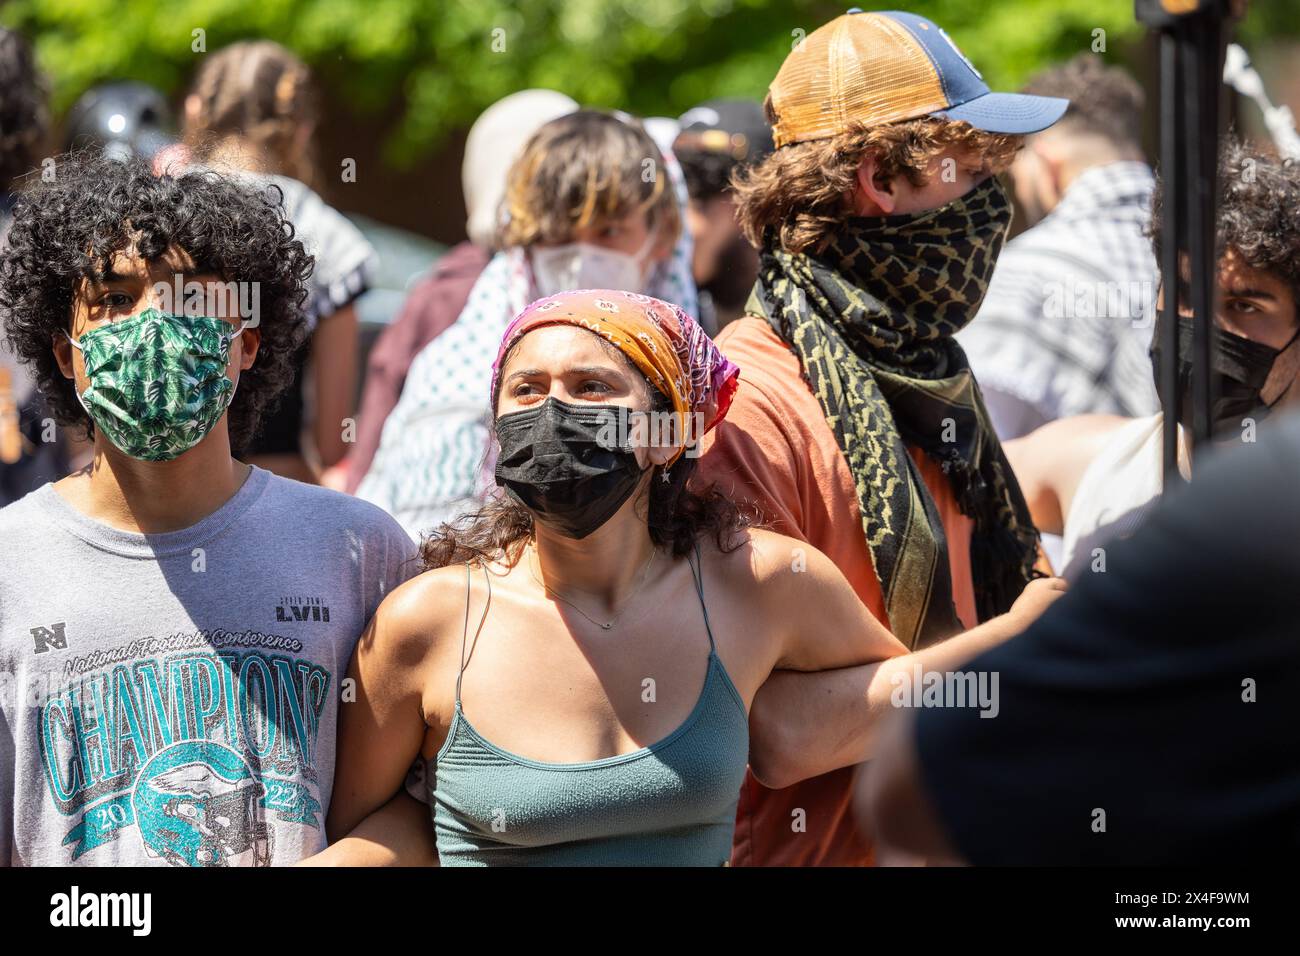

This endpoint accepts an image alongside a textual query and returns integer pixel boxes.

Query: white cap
[463,89,579,248]
[639,116,682,159]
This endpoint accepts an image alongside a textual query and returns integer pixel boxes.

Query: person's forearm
[311,306,359,468]
[750,613,1024,789]
[301,792,438,867]
[870,612,1023,701]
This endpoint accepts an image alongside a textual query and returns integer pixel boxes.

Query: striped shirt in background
[958,160,1161,441]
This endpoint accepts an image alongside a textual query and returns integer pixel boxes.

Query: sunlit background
[5,0,1297,321]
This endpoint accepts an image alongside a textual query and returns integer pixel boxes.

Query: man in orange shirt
[697,10,1068,866]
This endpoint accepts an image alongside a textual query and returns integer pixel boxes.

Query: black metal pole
[1183,21,1213,448]
[1138,0,1231,483]
[1159,30,1181,479]
[1201,14,1227,445]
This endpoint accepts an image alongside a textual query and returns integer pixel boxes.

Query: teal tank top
[430,545,749,866]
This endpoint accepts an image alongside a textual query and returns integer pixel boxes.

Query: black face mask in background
[494,397,645,539]
[1149,314,1287,437]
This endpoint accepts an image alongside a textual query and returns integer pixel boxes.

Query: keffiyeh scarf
[750,177,1039,648]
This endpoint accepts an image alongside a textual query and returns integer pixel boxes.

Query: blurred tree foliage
[3,0,1295,167]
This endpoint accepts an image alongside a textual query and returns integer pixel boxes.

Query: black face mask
[494,397,645,539]
[1149,314,1288,437]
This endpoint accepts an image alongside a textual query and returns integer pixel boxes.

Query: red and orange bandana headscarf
[491,289,740,464]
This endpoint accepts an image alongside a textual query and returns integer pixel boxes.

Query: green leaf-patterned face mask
[66,308,247,462]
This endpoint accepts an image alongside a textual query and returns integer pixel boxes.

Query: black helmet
[63,81,176,160]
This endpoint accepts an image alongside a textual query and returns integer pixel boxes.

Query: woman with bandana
[321,290,1062,866]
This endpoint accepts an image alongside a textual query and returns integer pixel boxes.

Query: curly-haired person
[1004,139,1300,582]
[0,152,417,867]
[691,10,1068,868]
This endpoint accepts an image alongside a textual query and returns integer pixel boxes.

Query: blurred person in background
[63,80,179,165]
[343,90,577,493]
[182,40,377,484]
[958,54,1160,442]
[357,109,697,539]
[698,10,1066,867]
[673,98,774,335]
[0,29,45,242]
[1006,139,1300,580]
[0,26,68,506]
[860,408,1300,865]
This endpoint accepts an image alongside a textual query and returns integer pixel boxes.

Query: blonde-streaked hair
[733,100,1022,255]
[500,110,681,249]
[184,40,319,188]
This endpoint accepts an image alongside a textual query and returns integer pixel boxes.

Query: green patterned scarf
[749,177,1038,648]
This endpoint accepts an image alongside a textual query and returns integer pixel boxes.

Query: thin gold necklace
[527,542,657,631]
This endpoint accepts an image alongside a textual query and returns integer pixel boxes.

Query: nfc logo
[31,621,69,654]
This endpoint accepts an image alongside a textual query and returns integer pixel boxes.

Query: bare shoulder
[700,526,838,598]
[1010,414,1129,462]
[1004,414,1132,535]
[363,563,472,667]
[1006,413,1129,489]
[1058,413,1131,447]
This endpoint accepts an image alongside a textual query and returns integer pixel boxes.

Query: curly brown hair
[1150,137,1300,303]
[500,110,681,250]
[0,150,313,452]
[732,105,1022,255]
[418,332,755,571]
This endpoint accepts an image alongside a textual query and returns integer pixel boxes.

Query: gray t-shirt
[0,467,418,866]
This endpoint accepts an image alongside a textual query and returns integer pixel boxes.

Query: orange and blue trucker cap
[769,9,1069,148]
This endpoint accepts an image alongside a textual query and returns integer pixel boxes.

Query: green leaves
[4,0,1295,167]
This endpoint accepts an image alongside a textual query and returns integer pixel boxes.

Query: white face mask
[530,233,656,298]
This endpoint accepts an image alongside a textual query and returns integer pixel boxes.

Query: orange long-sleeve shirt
[698,316,978,867]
